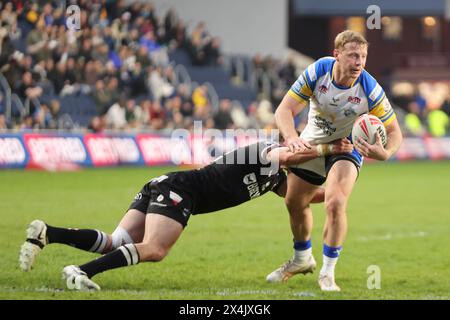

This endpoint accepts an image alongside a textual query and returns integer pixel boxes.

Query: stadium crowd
[0,0,448,136]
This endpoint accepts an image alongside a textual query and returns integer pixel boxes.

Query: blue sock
[294,239,312,251]
[323,244,342,258]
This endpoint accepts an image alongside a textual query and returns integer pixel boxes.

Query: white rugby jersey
[289,57,396,144]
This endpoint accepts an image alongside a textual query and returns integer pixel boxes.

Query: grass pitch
[1,161,449,300]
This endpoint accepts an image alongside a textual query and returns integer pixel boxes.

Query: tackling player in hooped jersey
[19,139,352,291]
[266,30,403,291]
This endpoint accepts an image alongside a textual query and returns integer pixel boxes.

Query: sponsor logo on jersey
[369,83,382,101]
[247,183,261,199]
[182,208,191,218]
[149,202,167,207]
[330,96,340,106]
[344,107,357,117]
[348,96,361,104]
[169,191,183,205]
[382,99,392,113]
[314,116,337,136]
[243,173,261,199]
[243,173,257,185]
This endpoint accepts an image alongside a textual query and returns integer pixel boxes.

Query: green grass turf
[1,161,449,300]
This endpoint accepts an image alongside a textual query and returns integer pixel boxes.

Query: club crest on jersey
[319,85,328,94]
[348,96,361,104]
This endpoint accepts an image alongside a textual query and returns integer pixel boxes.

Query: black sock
[80,244,140,279]
[46,225,108,253]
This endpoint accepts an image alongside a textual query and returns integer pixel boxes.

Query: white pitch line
[356,231,428,242]
[1,287,315,297]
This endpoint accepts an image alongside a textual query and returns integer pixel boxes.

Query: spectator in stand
[105,96,127,130]
[128,62,148,98]
[33,102,52,129]
[214,99,235,129]
[1,2,17,28]
[412,86,427,121]
[230,102,250,129]
[148,66,174,101]
[0,113,11,130]
[246,102,262,129]
[135,46,152,69]
[125,98,143,129]
[4,1,232,131]
[48,99,61,129]
[20,115,34,130]
[138,99,151,126]
[149,100,166,130]
[441,93,450,117]
[26,18,50,62]
[192,85,209,109]
[256,99,276,131]
[92,79,110,115]
[428,109,449,137]
[404,101,425,136]
[79,38,93,62]
[180,100,194,119]
[163,8,179,45]
[15,71,43,104]
[205,37,223,66]
[0,21,16,68]
[88,115,106,133]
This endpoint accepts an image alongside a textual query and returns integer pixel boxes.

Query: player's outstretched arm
[267,138,353,167]
[354,118,403,161]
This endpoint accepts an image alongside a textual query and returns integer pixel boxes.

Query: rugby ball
[351,114,387,146]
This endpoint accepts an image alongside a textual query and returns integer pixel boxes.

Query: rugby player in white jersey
[266,30,403,291]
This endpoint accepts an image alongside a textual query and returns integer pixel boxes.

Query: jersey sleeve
[361,70,397,126]
[288,71,313,103]
[259,141,282,163]
[369,96,396,126]
[288,57,333,104]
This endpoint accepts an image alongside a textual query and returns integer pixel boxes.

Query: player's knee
[111,227,134,250]
[325,195,347,218]
[285,195,309,212]
[140,246,168,262]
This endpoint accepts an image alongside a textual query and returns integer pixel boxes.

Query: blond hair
[334,30,368,49]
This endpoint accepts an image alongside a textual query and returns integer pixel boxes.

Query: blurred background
[0,0,449,169]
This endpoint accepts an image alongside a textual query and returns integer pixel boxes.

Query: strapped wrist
[317,144,334,156]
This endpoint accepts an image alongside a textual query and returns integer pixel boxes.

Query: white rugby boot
[62,265,101,291]
[19,220,48,271]
[318,273,341,292]
[266,254,316,283]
